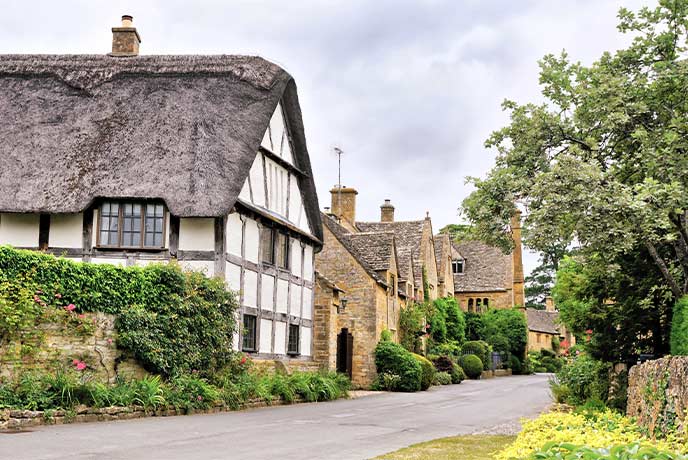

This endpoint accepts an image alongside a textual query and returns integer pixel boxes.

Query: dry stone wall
[627,356,688,438]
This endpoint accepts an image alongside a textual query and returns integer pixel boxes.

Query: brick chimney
[380,199,395,222]
[545,296,556,312]
[330,186,358,228]
[511,209,525,309]
[111,15,141,57]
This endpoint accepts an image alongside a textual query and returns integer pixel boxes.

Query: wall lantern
[337,298,348,314]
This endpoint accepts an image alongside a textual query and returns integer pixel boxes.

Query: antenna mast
[334,147,343,220]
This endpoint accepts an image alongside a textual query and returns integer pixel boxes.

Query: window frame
[452,259,464,274]
[261,225,290,270]
[287,323,300,355]
[242,314,258,352]
[96,200,167,251]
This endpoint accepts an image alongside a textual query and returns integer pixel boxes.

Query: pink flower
[240,356,247,365]
[107,338,113,345]
[78,314,85,319]
[33,295,41,303]
[64,304,76,312]
[76,361,87,371]
[72,359,80,365]
[55,293,62,299]
[197,395,203,401]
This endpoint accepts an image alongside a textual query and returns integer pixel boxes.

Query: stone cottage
[0,16,323,364]
[313,188,442,387]
[526,297,577,352]
[450,212,525,312]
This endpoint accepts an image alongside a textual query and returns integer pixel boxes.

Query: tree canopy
[461,0,688,300]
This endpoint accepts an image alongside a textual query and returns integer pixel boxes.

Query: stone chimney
[545,296,556,312]
[330,186,358,227]
[111,15,141,57]
[380,199,395,222]
[511,209,525,309]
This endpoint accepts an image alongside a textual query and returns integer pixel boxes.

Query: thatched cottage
[0,16,323,363]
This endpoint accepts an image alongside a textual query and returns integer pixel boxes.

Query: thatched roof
[0,54,322,240]
[452,240,511,293]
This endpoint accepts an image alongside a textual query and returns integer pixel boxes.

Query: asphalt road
[0,374,551,460]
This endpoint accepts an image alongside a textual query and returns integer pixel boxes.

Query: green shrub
[461,341,490,370]
[553,355,610,406]
[433,372,452,385]
[540,348,557,358]
[0,247,239,378]
[412,353,436,391]
[540,355,564,373]
[374,340,422,392]
[481,308,528,358]
[166,375,220,410]
[526,443,687,460]
[509,355,524,375]
[380,329,393,342]
[431,355,454,373]
[671,296,688,355]
[434,298,466,344]
[399,302,425,353]
[451,363,466,384]
[429,342,462,360]
[459,354,483,379]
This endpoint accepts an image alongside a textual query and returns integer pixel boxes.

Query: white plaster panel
[261,274,275,311]
[261,125,273,152]
[0,213,40,247]
[269,102,285,157]
[48,213,83,248]
[259,319,273,354]
[288,179,302,226]
[249,154,266,207]
[226,213,243,257]
[243,218,260,263]
[90,257,126,267]
[274,321,287,355]
[290,285,302,318]
[265,158,288,217]
[238,178,251,202]
[301,327,312,357]
[226,263,241,292]
[302,287,313,320]
[233,331,240,351]
[91,211,99,248]
[290,239,302,277]
[179,260,215,276]
[178,218,214,251]
[303,245,314,281]
[276,279,289,314]
[243,270,258,307]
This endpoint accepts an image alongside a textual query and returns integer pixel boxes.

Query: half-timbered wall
[226,211,315,358]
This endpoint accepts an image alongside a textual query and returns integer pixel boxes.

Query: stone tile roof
[526,308,560,334]
[315,270,344,293]
[322,214,388,287]
[344,232,396,272]
[356,220,425,285]
[0,54,322,240]
[452,240,510,293]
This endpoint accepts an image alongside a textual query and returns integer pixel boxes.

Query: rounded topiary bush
[451,363,466,384]
[374,341,422,392]
[459,354,483,379]
[461,341,490,370]
[412,353,436,391]
[509,355,523,374]
[432,355,454,373]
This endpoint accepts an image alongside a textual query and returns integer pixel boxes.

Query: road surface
[0,374,551,460]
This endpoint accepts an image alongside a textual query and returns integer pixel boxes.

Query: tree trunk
[645,240,684,299]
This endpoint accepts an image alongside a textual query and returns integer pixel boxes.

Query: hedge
[0,246,239,377]
[671,296,688,355]
[374,340,422,392]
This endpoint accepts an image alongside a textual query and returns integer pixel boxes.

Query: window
[261,227,290,270]
[242,314,257,352]
[452,259,464,274]
[483,298,489,308]
[389,274,396,295]
[288,324,300,355]
[468,298,474,312]
[98,201,166,249]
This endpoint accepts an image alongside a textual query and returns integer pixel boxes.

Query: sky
[0,0,647,275]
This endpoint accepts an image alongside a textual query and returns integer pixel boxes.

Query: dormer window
[97,201,166,249]
[452,259,464,274]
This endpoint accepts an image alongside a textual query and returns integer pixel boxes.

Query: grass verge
[373,434,515,460]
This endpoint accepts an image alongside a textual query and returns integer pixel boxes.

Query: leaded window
[242,314,257,352]
[288,324,300,355]
[98,201,166,249]
[261,226,290,270]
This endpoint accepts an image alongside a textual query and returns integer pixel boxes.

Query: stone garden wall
[0,312,146,383]
[627,356,688,437]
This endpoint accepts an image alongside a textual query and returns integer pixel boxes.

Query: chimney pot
[330,186,358,225]
[111,14,141,57]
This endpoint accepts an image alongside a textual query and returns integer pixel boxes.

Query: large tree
[462,1,688,300]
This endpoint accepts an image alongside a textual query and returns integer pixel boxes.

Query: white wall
[259,319,272,353]
[274,321,287,355]
[226,213,242,257]
[290,239,302,277]
[290,286,302,317]
[244,218,259,263]
[249,154,266,207]
[276,279,289,314]
[302,287,313,320]
[301,327,312,357]
[0,213,40,247]
[49,213,83,248]
[178,218,214,251]
[261,274,274,311]
[179,260,215,276]
[243,269,258,307]
[303,245,314,281]
[226,262,241,292]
